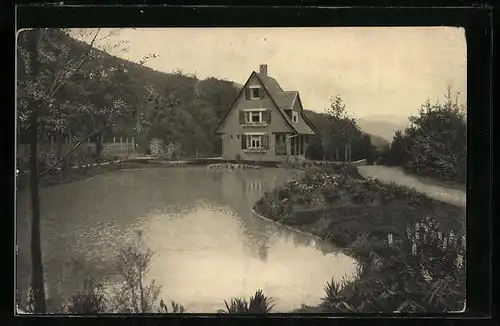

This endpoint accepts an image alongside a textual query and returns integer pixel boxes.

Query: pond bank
[17,165,357,313]
[357,165,466,207]
[253,168,466,313]
[16,157,283,190]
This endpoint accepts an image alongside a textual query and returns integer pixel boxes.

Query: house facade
[216,64,315,162]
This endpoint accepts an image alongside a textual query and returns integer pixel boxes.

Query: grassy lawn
[254,166,466,313]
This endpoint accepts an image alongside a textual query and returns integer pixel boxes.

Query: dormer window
[292,111,299,123]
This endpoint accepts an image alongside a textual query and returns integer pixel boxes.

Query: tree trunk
[55,132,65,171]
[321,137,327,161]
[29,105,46,313]
[95,132,104,162]
[28,28,46,313]
[335,147,339,162]
[348,139,352,164]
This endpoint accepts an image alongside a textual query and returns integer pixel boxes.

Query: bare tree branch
[45,28,101,103]
[39,123,110,178]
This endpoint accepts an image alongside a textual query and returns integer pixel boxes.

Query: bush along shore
[253,166,466,313]
[17,238,277,315]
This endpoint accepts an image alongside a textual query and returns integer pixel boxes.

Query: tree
[383,87,466,183]
[324,95,362,163]
[16,28,155,312]
[23,28,46,313]
[389,130,407,166]
[362,134,376,165]
[67,60,133,161]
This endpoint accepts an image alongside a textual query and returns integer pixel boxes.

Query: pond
[16,166,358,313]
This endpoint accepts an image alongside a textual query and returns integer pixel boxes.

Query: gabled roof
[274,91,298,111]
[256,73,283,94]
[216,71,315,135]
[290,93,316,135]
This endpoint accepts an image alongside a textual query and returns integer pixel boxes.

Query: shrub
[321,279,344,309]
[63,279,107,314]
[149,138,165,158]
[382,89,466,184]
[158,300,186,313]
[111,239,162,313]
[219,290,275,314]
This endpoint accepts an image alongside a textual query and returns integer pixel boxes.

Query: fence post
[132,137,135,153]
[126,137,129,155]
[120,137,123,154]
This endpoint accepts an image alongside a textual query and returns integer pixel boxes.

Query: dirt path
[357,165,466,207]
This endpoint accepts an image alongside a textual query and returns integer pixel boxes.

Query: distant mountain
[355,117,409,143]
[357,114,410,126]
[364,132,390,150]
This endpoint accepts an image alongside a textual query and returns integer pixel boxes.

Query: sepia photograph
[16,27,466,314]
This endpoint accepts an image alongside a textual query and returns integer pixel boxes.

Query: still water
[16,166,358,313]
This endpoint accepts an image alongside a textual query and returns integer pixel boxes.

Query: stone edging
[251,208,324,242]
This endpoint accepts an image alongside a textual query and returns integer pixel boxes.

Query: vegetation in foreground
[18,167,465,315]
[254,168,465,313]
[218,290,276,314]
[18,237,276,315]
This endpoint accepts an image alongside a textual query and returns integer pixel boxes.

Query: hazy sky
[83,27,466,121]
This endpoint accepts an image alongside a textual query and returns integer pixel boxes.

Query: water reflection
[16,167,357,313]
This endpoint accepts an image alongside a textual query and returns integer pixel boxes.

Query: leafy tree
[362,134,376,165]
[388,130,407,166]
[382,87,466,183]
[16,28,153,312]
[309,95,365,162]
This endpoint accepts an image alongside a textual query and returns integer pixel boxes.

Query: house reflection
[219,170,273,262]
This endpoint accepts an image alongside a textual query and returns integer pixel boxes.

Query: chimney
[259,64,267,77]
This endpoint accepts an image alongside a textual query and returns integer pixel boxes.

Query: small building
[216,64,315,162]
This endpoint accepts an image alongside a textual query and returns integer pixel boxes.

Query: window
[249,86,261,99]
[246,111,263,123]
[292,111,299,123]
[247,135,262,149]
[242,133,268,151]
[240,109,269,126]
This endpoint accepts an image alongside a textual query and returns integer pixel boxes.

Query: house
[216,64,315,162]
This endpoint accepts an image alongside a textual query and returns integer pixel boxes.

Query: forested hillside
[17,29,239,159]
[17,29,384,163]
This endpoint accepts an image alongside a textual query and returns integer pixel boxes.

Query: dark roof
[256,73,283,94]
[274,91,298,110]
[216,71,315,135]
[255,73,314,135]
